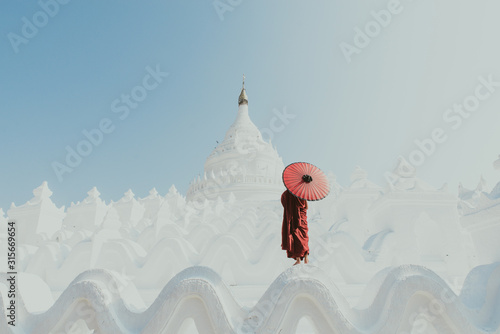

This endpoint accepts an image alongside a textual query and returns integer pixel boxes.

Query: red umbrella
[282,162,330,201]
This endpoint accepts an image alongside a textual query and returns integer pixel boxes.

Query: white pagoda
[186,77,285,202]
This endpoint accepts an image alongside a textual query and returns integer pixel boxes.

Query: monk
[281,190,309,265]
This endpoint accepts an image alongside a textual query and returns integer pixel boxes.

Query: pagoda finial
[238,74,248,106]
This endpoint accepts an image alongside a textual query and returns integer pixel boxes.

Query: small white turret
[7,182,65,245]
[63,186,108,233]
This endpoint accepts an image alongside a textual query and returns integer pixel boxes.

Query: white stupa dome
[186,77,285,202]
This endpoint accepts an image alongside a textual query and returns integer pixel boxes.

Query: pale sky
[1,0,500,210]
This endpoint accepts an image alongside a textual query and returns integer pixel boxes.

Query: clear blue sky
[1,0,500,210]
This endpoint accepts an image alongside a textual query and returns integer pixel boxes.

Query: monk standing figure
[281,190,309,265]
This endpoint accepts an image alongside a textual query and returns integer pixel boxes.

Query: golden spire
[238,74,248,106]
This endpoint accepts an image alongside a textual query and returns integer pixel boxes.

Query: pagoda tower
[186,77,285,202]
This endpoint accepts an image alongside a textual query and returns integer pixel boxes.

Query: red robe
[281,190,309,259]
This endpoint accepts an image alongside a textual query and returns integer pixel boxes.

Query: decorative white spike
[124,189,135,200]
[476,174,488,192]
[33,181,53,199]
[494,154,500,170]
[149,188,158,196]
[87,187,100,199]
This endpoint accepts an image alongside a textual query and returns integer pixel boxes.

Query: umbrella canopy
[282,162,330,201]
